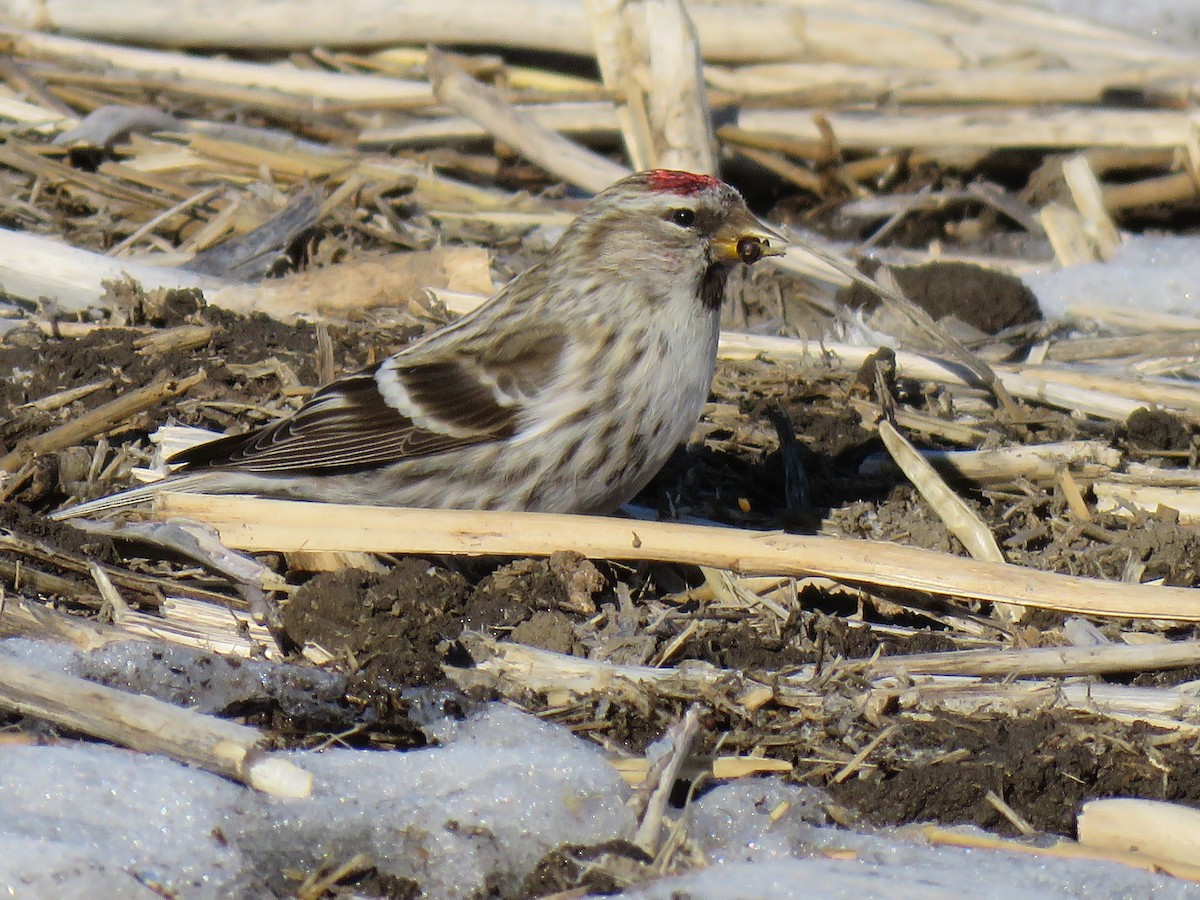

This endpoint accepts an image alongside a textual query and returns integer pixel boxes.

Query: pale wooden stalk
[709,756,793,778]
[1057,469,1091,520]
[0,94,78,131]
[1061,155,1122,260]
[155,494,1200,621]
[1014,364,1200,415]
[704,62,1198,105]
[1120,464,1200,488]
[778,0,1181,62]
[358,101,621,148]
[877,421,1006,564]
[632,704,701,854]
[1041,201,1102,266]
[877,419,1018,621]
[449,635,754,700]
[734,107,1198,151]
[1066,305,1200,333]
[0,595,128,650]
[0,1,965,67]
[1093,482,1200,523]
[119,596,282,659]
[1046,332,1200,364]
[921,0,1147,43]
[585,0,654,170]
[858,440,1121,487]
[832,723,900,784]
[20,378,114,413]
[906,679,1200,727]
[1,26,431,102]
[1104,171,1200,212]
[427,49,629,194]
[0,654,311,796]
[847,401,987,445]
[869,641,1200,678]
[449,638,1200,736]
[585,0,714,173]
[133,324,216,356]
[640,0,714,173]
[1077,799,1200,867]
[0,226,224,311]
[998,370,1148,420]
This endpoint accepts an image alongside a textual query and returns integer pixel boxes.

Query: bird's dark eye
[670,208,696,227]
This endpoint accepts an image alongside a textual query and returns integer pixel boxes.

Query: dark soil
[829,712,1200,836]
[282,552,605,685]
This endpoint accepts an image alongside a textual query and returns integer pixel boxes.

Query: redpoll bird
[54,169,783,520]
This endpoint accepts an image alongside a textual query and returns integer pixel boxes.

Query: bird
[53,169,784,520]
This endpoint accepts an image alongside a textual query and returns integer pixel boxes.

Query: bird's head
[552,170,786,308]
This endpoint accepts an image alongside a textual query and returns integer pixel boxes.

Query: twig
[866,641,1200,678]
[734,107,1200,151]
[632,704,702,855]
[0,370,206,473]
[586,0,714,173]
[832,723,900,784]
[156,494,1200,621]
[858,440,1121,488]
[985,790,1036,835]
[878,420,1006,567]
[2,26,431,102]
[0,654,311,796]
[427,49,629,193]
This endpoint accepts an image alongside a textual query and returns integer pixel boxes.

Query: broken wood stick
[427,48,629,194]
[0,654,311,797]
[1077,798,1200,868]
[155,494,1200,621]
[585,0,714,173]
[867,641,1200,678]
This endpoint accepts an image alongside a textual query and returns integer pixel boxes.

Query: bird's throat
[699,263,730,311]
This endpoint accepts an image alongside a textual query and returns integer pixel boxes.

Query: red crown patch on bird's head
[645,169,722,196]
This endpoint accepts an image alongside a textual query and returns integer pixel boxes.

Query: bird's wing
[169,328,567,474]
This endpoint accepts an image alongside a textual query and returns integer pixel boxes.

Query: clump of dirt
[838,261,1042,334]
[1124,407,1193,455]
[826,487,960,554]
[0,501,120,564]
[677,602,958,674]
[284,559,472,686]
[511,610,580,655]
[462,551,606,630]
[283,552,606,686]
[679,618,812,671]
[516,841,648,899]
[1126,517,1200,586]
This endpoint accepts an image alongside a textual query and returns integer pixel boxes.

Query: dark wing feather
[169,329,566,476]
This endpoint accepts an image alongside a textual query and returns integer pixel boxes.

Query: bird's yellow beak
[711,211,788,265]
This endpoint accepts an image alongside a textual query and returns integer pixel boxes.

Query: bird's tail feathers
[50,472,215,521]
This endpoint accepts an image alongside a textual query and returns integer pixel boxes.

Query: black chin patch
[700,263,730,311]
